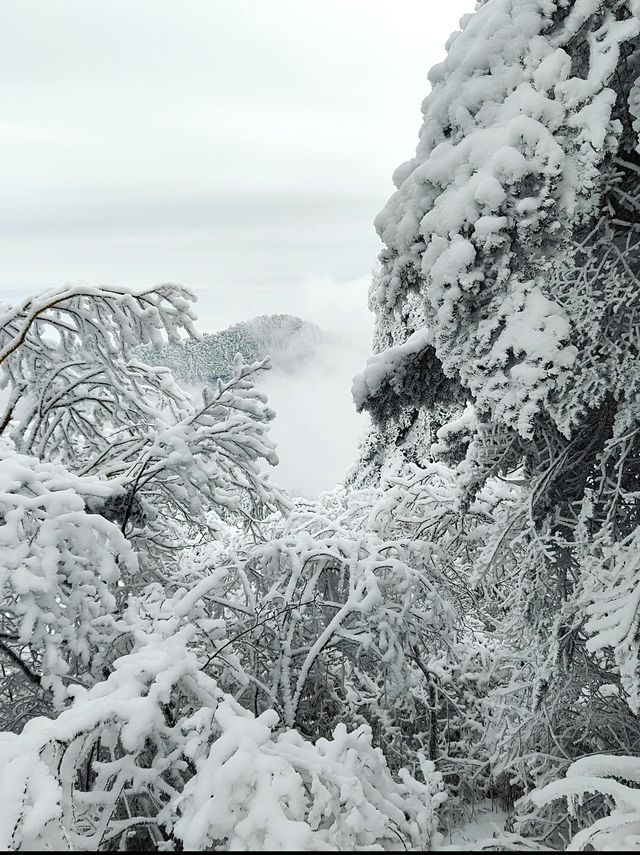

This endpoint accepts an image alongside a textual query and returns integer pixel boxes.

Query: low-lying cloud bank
[258,276,373,497]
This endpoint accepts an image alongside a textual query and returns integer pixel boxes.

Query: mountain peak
[137,313,324,384]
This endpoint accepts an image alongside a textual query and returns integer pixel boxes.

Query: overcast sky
[1,0,473,332]
[2,0,475,494]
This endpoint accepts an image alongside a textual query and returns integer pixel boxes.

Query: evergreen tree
[353,0,640,844]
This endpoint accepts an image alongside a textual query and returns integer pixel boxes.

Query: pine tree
[354,0,640,838]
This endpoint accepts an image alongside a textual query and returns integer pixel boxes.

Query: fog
[257,276,373,497]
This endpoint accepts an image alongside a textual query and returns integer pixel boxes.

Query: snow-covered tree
[0,284,454,850]
[0,285,288,565]
[352,0,640,844]
[136,313,323,385]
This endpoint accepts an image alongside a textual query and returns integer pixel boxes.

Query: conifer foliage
[352,0,640,848]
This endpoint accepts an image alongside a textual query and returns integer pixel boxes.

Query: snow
[532,755,640,851]
[363,0,640,438]
[436,801,511,851]
[3,2,640,852]
[352,328,431,411]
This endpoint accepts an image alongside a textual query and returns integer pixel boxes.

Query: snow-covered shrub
[530,754,640,851]
[0,586,446,852]
[176,705,445,852]
[170,485,453,751]
[205,473,513,823]
[0,281,459,849]
[0,441,136,712]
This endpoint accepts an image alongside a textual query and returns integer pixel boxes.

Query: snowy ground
[437,802,510,850]
[435,801,550,851]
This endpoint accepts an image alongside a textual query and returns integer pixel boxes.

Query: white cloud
[262,338,371,498]
[258,277,374,497]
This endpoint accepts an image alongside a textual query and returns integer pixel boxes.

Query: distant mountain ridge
[137,313,324,385]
